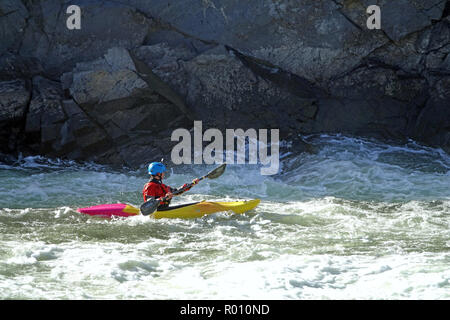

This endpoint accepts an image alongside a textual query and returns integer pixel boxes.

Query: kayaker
[143,162,199,208]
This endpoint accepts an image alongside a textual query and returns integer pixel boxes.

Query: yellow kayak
[154,199,260,219]
[78,199,260,219]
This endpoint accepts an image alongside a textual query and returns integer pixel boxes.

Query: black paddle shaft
[139,164,227,216]
[172,163,226,195]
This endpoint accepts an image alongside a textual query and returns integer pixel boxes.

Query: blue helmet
[148,162,166,175]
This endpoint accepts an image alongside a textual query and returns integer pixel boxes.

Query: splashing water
[0,135,449,299]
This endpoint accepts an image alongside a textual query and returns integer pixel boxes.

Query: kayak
[77,199,260,219]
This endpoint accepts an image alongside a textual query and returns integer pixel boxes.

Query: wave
[0,135,449,209]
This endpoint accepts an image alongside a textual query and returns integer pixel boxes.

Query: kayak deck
[77,199,260,219]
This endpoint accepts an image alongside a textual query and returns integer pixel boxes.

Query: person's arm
[170,178,200,196]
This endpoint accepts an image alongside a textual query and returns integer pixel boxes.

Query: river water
[0,134,449,299]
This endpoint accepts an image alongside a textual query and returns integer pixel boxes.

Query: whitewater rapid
[0,134,449,299]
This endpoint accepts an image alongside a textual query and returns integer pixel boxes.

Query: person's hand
[192,178,200,185]
[165,192,173,200]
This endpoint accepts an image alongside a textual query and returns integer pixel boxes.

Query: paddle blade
[140,199,160,216]
[205,163,226,179]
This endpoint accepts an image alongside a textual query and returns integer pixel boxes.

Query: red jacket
[142,179,173,206]
[142,179,193,207]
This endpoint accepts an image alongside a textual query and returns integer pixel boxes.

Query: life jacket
[142,178,174,207]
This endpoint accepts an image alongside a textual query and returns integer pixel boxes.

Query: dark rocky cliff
[1,0,449,167]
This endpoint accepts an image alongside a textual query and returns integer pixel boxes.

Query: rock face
[0,0,449,168]
[0,79,30,152]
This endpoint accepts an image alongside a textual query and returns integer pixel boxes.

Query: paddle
[139,163,227,216]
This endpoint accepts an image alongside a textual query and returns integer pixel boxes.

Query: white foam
[0,134,449,299]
